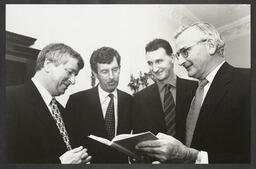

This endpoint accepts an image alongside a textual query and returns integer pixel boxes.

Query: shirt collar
[98,85,117,104]
[205,61,225,84]
[157,75,177,92]
[31,77,53,106]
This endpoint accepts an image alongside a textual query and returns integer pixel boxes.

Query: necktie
[105,94,115,140]
[49,98,72,150]
[185,79,208,147]
[163,84,176,136]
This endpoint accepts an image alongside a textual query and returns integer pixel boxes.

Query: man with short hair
[133,39,197,138]
[65,46,133,163]
[5,43,91,163]
[135,23,250,163]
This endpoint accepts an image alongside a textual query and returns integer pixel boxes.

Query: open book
[88,131,158,160]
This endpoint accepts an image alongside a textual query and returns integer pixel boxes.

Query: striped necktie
[105,93,115,140]
[185,79,208,147]
[163,84,176,136]
[49,98,72,150]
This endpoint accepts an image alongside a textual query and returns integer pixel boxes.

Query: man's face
[94,57,120,93]
[146,48,174,83]
[175,27,212,80]
[48,55,80,96]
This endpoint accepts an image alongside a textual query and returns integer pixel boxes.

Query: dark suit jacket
[4,80,68,163]
[65,86,133,163]
[132,77,198,138]
[178,62,250,163]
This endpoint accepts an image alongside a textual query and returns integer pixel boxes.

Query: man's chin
[187,71,197,79]
[57,89,67,96]
[154,75,167,82]
[106,86,117,93]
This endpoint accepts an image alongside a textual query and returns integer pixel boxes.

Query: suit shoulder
[117,89,133,99]
[69,87,95,99]
[6,84,26,101]
[233,67,250,77]
[177,77,198,85]
[6,84,24,94]
[134,83,157,97]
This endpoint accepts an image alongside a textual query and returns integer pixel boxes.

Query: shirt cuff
[195,151,208,164]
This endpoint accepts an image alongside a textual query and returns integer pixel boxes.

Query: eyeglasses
[175,39,208,59]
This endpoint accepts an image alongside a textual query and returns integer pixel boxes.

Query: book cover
[88,131,158,160]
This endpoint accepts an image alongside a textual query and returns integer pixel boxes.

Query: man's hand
[59,146,92,164]
[135,133,199,163]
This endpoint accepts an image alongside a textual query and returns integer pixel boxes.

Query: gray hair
[174,22,225,56]
[35,43,84,72]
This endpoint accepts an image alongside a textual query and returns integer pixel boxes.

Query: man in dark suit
[135,23,250,163]
[65,47,133,163]
[5,43,92,163]
[133,39,197,138]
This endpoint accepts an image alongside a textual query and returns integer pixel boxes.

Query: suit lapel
[26,81,65,145]
[117,90,124,134]
[151,83,167,131]
[176,77,197,142]
[91,86,109,138]
[192,63,233,144]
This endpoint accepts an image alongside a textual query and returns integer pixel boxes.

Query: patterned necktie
[105,93,115,140]
[185,79,208,147]
[163,84,176,136]
[49,98,72,150]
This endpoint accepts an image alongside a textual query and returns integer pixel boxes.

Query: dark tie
[185,79,208,147]
[163,84,176,136]
[105,93,115,140]
[49,98,72,150]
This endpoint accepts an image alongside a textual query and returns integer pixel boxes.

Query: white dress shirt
[31,77,53,112]
[98,85,118,137]
[202,61,225,104]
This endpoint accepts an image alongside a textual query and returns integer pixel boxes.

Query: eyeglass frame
[175,39,208,59]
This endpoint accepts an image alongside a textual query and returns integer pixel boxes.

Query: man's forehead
[97,57,119,69]
[146,48,167,58]
[176,26,205,47]
[63,56,80,71]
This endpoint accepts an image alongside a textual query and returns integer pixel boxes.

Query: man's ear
[206,39,217,55]
[170,54,175,63]
[43,59,53,73]
[92,70,98,78]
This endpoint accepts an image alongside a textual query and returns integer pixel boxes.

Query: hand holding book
[88,131,158,160]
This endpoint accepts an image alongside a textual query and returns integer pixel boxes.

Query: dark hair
[90,46,121,73]
[145,39,173,56]
[35,43,84,72]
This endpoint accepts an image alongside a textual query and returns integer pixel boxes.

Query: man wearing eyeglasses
[135,23,250,163]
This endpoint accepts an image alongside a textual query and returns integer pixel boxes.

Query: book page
[113,131,158,152]
[88,135,112,146]
[112,134,133,141]
[112,131,155,141]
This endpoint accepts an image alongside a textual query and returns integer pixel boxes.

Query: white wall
[6,4,250,106]
[6,5,179,106]
[224,35,250,68]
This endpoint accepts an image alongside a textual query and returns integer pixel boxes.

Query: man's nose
[152,64,159,73]
[176,56,186,66]
[109,71,114,79]
[68,74,76,85]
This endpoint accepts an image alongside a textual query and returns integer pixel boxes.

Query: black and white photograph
[1,1,254,168]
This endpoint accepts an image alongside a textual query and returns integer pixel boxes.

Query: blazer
[4,80,68,163]
[65,86,133,163]
[178,62,250,163]
[132,77,198,138]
